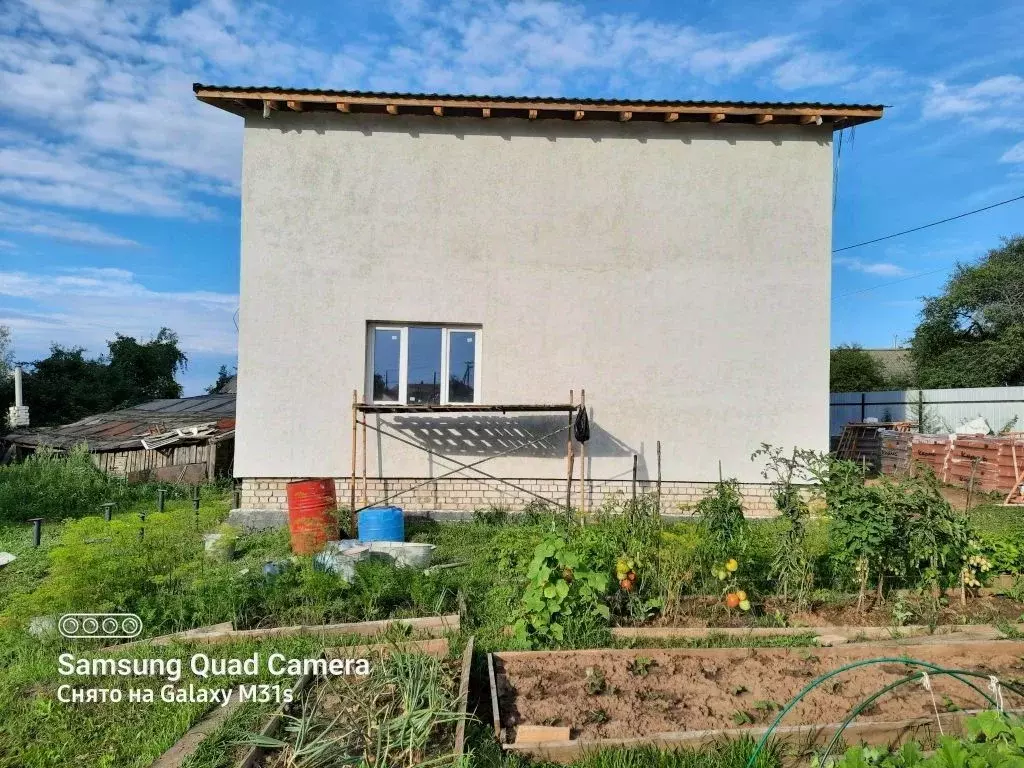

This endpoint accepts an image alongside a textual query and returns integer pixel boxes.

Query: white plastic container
[367,541,435,569]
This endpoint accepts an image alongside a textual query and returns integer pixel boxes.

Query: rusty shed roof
[3,394,236,452]
[194,84,884,128]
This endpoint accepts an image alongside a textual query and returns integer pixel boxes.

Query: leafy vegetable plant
[512,534,610,648]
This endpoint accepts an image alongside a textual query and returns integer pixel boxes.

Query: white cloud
[0,202,139,247]
[0,267,238,356]
[773,52,857,90]
[1002,140,1024,164]
[924,77,1024,137]
[0,0,877,248]
[835,257,910,277]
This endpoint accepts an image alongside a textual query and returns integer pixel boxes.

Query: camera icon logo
[58,613,142,639]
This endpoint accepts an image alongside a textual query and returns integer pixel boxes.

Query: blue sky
[0,0,1022,394]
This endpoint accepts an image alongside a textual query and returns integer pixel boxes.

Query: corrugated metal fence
[830,386,1024,437]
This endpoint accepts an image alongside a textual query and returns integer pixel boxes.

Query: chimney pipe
[8,365,29,427]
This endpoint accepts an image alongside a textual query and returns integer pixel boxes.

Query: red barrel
[286,479,338,555]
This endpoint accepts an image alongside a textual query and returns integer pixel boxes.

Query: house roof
[2,394,236,452]
[194,84,884,128]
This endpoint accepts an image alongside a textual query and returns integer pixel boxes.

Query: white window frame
[367,324,482,405]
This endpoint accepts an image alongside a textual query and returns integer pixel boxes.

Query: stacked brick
[880,433,1024,493]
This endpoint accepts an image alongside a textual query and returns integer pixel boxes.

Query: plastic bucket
[357,506,404,542]
[286,479,338,555]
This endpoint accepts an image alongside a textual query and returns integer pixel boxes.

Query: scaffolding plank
[356,403,574,414]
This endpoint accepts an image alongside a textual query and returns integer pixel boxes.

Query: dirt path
[495,641,1024,741]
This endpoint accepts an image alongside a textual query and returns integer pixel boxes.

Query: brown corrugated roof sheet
[194,84,884,128]
[3,394,235,452]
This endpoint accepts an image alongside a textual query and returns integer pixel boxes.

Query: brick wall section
[239,477,781,517]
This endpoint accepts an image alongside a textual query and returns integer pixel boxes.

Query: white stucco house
[196,85,883,516]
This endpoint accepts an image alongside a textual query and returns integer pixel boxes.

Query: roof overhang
[194,84,884,129]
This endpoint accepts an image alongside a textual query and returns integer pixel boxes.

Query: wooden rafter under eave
[194,88,885,127]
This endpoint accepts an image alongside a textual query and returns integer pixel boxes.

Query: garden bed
[630,591,1024,630]
[489,639,1024,762]
[236,637,473,768]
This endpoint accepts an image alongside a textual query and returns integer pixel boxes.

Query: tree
[206,365,236,394]
[911,236,1024,388]
[830,344,888,392]
[105,328,187,408]
[0,329,188,427]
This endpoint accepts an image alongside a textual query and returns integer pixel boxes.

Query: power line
[833,193,1024,253]
[834,266,950,299]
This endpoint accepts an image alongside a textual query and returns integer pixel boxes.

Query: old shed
[1,393,236,482]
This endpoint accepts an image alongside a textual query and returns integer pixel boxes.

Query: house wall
[235,112,833,503]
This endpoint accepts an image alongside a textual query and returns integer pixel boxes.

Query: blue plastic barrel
[358,506,404,542]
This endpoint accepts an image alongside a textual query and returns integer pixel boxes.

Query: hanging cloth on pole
[573,405,590,443]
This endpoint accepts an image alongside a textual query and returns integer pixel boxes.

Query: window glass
[448,331,476,403]
[372,329,400,401]
[407,327,442,404]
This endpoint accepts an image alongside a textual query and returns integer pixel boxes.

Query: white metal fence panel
[829,386,1024,437]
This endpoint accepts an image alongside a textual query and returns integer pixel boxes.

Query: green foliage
[512,533,610,648]
[0,445,190,524]
[588,494,666,622]
[694,478,747,586]
[0,328,187,427]
[830,344,893,392]
[911,235,1024,388]
[879,471,972,592]
[818,711,1024,767]
[245,650,465,768]
[752,445,814,606]
[810,456,973,597]
[205,364,236,394]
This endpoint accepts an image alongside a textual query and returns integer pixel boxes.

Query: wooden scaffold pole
[565,389,574,518]
[350,390,358,535]
[362,412,368,507]
[579,389,586,522]
[656,440,662,516]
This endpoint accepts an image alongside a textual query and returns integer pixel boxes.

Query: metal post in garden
[101,503,114,522]
[193,486,201,530]
[632,454,637,501]
[29,518,42,547]
[157,488,166,514]
[139,509,146,541]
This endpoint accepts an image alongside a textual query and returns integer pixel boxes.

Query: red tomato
[620,578,634,592]
[725,592,740,609]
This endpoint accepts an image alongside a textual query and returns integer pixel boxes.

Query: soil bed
[493,640,1024,743]
[638,592,1024,629]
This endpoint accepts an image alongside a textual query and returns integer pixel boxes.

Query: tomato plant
[512,534,610,648]
[695,476,747,588]
[752,444,815,608]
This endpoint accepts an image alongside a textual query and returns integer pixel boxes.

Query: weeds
[0,445,209,523]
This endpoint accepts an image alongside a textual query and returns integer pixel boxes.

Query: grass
[7,457,1024,767]
[0,445,216,524]
[467,729,785,768]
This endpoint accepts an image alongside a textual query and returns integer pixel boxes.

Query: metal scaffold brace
[348,391,582,533]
